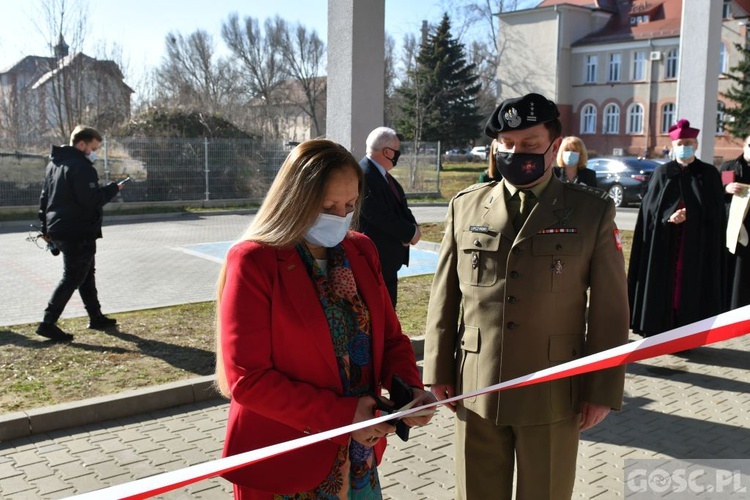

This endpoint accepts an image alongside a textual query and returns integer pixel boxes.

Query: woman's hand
[351,395,396,448]
[668,207,687,224]
[402,388,437,427]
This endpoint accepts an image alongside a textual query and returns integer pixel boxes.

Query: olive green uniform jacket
[423,176,629,425]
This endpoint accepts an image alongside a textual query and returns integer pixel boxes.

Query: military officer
[423,93,629,500]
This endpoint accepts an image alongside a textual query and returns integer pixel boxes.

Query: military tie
[514,189,536,231]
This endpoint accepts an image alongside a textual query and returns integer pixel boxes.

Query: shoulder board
[566,182,610,201]
[454,181,496,199]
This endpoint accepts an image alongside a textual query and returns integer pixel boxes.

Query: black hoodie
[38,145,120,240]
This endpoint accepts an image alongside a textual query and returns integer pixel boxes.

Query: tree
[723,42,750,140]
[397,13,482,147]
[155,30,236,114]
[276,20,327,137]
[221,14,288,138]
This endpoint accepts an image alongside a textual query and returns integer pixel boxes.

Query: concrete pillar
[326,0,385,159]
[675,1,723,162]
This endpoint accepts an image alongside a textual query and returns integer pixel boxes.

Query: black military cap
[484,93,560,138]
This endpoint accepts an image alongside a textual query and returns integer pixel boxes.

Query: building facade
[0,36,132,142]
[498,0,750,163]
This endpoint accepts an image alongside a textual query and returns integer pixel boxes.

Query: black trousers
[43,239,102,323]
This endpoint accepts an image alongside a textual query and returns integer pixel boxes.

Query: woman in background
[215,139,434,499]
[554,136,597,187]
[477,140,502,183]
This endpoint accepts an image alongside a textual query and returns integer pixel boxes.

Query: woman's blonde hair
[487,139,500,179]
[556,136,589,170]
[214,139,363,397]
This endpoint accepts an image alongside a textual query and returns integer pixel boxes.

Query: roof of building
[536,0,750,46]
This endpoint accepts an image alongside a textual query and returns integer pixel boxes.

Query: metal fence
[0,137,441,207]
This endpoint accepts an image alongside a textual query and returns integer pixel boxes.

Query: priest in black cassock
[720,136,750,310]
[628,119,726,337]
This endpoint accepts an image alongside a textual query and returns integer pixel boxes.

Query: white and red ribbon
[68,305,750,500]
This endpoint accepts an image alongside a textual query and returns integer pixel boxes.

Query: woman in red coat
[215,139,433,499]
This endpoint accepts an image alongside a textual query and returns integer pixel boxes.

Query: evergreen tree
[723,42,750,140]
[396,14,482,147]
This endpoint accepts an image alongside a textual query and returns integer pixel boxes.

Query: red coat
[220,232,422,494]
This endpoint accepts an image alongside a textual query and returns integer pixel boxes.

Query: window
[627,104,644,134]
[581,104,597,134]
[723,0,731,19]
[717,101,726,134]
[608,53,621,82]
[719,43,728,75]
[603,104,620,134]
[632,51,646,80]
[661,103,675,133]
[585,55,598,83]
[666,49,679,78]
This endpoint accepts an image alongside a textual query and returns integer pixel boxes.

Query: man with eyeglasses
[720,135,750,309]
[358,126,420,307]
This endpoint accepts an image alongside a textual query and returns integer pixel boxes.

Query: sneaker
[36,322,74,342]
[88,315,118,330]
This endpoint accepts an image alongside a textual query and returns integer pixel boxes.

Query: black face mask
[494,141,554,187]
[384,147,401,167]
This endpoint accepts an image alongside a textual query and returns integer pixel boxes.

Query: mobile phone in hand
[118,176,132,186]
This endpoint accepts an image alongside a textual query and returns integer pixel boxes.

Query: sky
[0,0,510,84]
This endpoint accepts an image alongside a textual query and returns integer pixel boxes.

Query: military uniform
[423,175,629,499]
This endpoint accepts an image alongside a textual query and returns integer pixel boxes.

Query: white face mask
[562,151,580,167]
[87,151,98,162]
[305,212,354,248]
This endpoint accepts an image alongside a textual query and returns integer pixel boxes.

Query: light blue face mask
[674,145,695,161]
[87,151,98,162]
[562,151,580,167]
[305,212,354,248]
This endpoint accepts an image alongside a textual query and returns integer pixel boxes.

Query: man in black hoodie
[37,126,123,341]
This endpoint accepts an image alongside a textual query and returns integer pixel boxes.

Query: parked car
[471,145,488,161]
[443,148,475,163]
[586,156,660,207]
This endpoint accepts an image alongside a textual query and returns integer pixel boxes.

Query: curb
[0,338,426,442]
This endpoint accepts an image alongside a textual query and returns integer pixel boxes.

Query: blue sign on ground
[179,242,439,278]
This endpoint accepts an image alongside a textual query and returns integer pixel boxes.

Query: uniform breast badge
[471,253,479,269]
[551,259,564,274]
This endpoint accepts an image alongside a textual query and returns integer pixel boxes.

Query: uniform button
[474,239,481,247]
[506,321,516,330]
[572,349,577,356]
[507,296,517,304]
[556,244,563,251]
[509,271,519,279]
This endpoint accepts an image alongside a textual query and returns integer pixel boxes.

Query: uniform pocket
[531,235,583,291]
[549,334,584,411]
[457,231,501,287]
[457,325,480,403]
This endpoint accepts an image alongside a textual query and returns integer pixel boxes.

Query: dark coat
[357,157,417,281]
[38,145,119,241]
[628,159,726,336]
[720,155,750,309]
[553,166,598,188]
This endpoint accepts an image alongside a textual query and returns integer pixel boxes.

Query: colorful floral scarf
[274,242,381,499]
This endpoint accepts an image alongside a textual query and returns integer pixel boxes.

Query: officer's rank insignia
[551,259,564,274]
[613,229,623,251]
